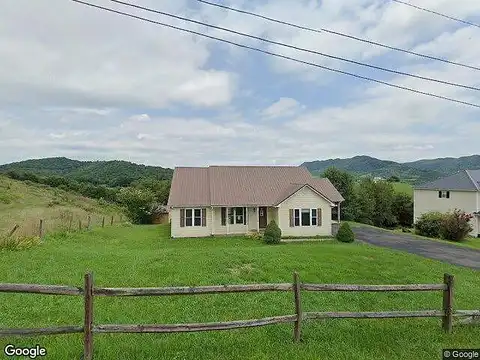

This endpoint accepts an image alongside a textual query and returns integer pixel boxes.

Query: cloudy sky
[1,0,480,167]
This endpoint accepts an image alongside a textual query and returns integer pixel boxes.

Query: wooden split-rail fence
[0,272,479,360]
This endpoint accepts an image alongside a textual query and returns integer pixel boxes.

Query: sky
[1,0,480,168]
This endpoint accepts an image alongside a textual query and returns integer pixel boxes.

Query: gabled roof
[415,170,480,191]
[167,166,344,207]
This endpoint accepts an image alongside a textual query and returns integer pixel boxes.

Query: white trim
[277,184,335,207]
[257,207,260,232]
[226,207,230,235]
[210,206,215,235]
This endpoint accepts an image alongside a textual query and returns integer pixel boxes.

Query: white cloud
[262,97,304,119]
[1,0,480,167]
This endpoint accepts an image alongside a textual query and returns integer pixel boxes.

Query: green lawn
[0,225,479,360]
[392,182,413,196]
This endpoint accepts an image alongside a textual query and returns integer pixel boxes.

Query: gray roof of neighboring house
[167,166,344,207]
[415,170,480,191]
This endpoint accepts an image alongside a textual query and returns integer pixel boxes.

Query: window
[225,207,247,225]
[194,209,202,226]
[185,209,193,227]
[438,191,450,199]
[311,209,317,226]
[292,208,319,227]
[183,208,204,227]
[294,209,300,226]
[301,209,311,226]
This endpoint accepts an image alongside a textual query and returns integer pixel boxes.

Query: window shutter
[180,209,185,227]
[438,191,442,198]
[317,208,322,226]
[289,209,294,227]
[244,207,247,225]
[201,208,207,227]
[221,207,226,226]
[446,191,450,199]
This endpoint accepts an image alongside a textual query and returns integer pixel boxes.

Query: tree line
[323,167,414,228]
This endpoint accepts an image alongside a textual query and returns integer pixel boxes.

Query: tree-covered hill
[302,155,480,184]
[0,157,173,187]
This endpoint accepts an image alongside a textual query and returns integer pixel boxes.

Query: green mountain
[0,157,173,187]
[301,155,480,184]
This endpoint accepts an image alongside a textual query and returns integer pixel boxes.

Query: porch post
[257,207,260,232]
[226,207,230,235]
[337,202,341,223]
[211,206,215,235]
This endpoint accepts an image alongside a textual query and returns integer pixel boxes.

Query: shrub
[414,212,444,238]
[263,220,281,244]
[336,222,354,243]
[0,235,41,251]
[439,209,473,242]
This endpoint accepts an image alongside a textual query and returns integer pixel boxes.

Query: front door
[259,207,268,229]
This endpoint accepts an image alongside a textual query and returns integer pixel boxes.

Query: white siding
[413,189,479,237]
[170,208,212,238]
[277,187,332,237]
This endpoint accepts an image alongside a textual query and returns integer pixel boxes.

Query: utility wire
[70,0,480,109]
[105,0,480,92]
[197,0,480,72]
[392,0,480,29]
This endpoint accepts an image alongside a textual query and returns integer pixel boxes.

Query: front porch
[210,206,278,236]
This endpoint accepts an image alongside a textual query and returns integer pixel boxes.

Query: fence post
[102,217,105,228]
[443,273,454,333]
[110,215,114,226]
[293,271,302,343]
[39,219,44,239]
[79,220,82,231]
[8,225,20,237]
[84,272,94,360]
[69,217,73,232]
[87,216,91,230]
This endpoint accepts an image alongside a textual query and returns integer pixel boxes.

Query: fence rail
[1,272,478,360]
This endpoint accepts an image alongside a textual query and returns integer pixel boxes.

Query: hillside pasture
[0,176,122,239]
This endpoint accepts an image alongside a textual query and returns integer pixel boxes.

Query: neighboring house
[167,166,344,238]
[413,169,480,238]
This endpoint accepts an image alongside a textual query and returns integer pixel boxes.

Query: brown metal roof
[167,166,344,207]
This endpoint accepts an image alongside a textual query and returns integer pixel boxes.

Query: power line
[392,0,480,29]
[197,0,480,72]
[70,0,480,109]
[105,0,480,92]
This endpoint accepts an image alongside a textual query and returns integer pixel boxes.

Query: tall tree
[355,177,376,225]
[322,167,357,220]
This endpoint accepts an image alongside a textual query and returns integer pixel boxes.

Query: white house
[413,169,480,238]
[167,166,344,238]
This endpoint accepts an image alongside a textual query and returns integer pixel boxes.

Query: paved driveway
[352,226,480,270]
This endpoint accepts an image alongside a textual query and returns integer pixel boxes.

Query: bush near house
[336,222,355,243]
[263,220,282,244]
[439,209,473,242]
[414,212,444,238]
[414,210,473,242]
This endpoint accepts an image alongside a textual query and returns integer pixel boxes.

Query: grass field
[392,182,413,196]
[0,225,479,359]
[0,176,122,238]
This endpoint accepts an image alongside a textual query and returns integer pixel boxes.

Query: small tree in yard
[336,222,354,243]
[439,209,473,242]
[116,187,155,224]
[263,220,282,244]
